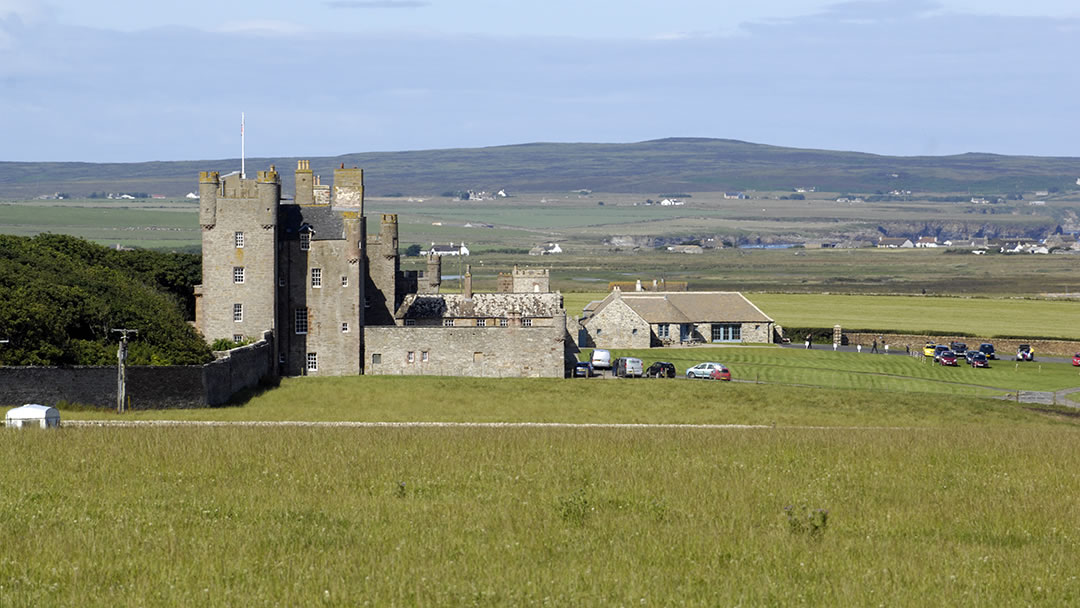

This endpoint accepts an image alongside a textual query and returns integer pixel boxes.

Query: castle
[193,162,573,378]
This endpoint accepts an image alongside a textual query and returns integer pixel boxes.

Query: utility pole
[113,329,138,413]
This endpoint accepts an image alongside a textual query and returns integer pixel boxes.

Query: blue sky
[1,0,1078,161]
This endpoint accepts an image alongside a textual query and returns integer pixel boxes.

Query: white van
[590,349,612,370]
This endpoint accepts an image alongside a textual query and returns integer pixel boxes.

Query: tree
[404,244,422,257]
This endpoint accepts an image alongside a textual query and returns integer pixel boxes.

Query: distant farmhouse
[529,243,563,256]
[580,291,775,349]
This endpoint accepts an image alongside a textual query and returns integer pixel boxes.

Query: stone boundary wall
[843,332,1080,357]
[0,333,275,409]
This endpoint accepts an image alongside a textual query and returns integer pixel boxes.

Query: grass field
[560,292,1080,341]
[3,424,1080,605]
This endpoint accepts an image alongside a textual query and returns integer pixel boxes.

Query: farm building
[580,290,775,349]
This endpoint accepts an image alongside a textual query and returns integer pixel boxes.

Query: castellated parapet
[498,265,550,293]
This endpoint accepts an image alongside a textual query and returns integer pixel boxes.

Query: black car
[949,342,968,356]
[645,361,676,378]
[979,343,996,359]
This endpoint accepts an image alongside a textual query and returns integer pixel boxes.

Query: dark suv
[949,342,968,356]
[645,361,676,378]
[978,343,996,359]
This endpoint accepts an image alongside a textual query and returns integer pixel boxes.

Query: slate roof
[397,292,564,320]
[593,291,773,324]
[279,204,345,241]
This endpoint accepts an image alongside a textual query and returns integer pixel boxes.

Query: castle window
[233,334,244,343]
[306,352,317,372]
[341,276,349,287]
[234,231,244,248]
[278,353,286,364]
[342,322,349,333]
[299,231,311,251]
[364,296,371,309]
[278,275,285,287]
[233,303,243,322]
[405,319,416,326]
[421,351,429,362]
[311,268,322,288]
[294,308,308,334]
[477,319,486,327]
[372,353,382,365]
[407,351,415,364]
[443,319,454,327]
[499,318,508,327]
[233,267,245,284]
[522,318,533,327]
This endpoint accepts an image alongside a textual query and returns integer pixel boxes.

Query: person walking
[871,338,878,354]
[805,333,812,349]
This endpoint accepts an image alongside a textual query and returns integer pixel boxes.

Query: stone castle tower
[196,161,375,376]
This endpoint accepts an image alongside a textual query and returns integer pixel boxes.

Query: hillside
[2,138,1079,198]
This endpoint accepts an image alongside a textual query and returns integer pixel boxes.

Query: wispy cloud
[324,1,429,8]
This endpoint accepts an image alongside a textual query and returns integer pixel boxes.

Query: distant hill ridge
[1,138,1078,198]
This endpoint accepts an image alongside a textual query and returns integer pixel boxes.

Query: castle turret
[256,166,280,228]
[294,160,314,205]
[199,171,219,227]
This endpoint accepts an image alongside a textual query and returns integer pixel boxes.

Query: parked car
[1016,344,1034,361]
[933,345,950,362]
[978,343,996,359]
[686,362,728,379]
[963,350,978,365]
[939,350,958,366]
[573,361,594,377]
[709,366,732,381]
[923,342,937,357]
[645,361,676,378]
[970,352,989,368]
[614,357,644,378]
[591,349,612,370]
[949,342,968,356]
[1072,352,1080,366]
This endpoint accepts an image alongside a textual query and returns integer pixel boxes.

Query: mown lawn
[2,425,1080,605]
[561,292,1080,341]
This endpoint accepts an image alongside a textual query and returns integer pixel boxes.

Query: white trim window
[342,322,349,333]
[234,231,244,248]
[421,351,429,362]
[341,276,349,287]
[522,318,533,327]
[477,319,487,327]
[443,319,454,327]
[306,352,317,372]
[233,266,245,284]
[294,308,308,334]
[299,231,311,251]
[233,303,243,322]
[407,351,415,364]
[233,334,244,343]
[311,268,322,288]
[499,318,509,327]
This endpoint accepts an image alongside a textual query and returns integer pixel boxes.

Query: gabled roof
[591,291,772,324]
[397,292,563,320]
[280,204,345,241]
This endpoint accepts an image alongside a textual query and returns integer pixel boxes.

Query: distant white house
[529,243,563,256]
[659,198,684,206]
[423,243,469,256]
[915,236,939,248]
[724,192,747,200]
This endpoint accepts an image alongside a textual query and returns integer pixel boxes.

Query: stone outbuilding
[581,290,774,349]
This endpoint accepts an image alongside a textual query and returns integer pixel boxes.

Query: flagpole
[241,112,246,179]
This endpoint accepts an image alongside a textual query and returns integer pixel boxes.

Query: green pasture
[3,425,1080,605]
[561,292,1080,341]
[0,202,199,249]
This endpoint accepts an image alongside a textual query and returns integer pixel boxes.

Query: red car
[970,352,989,368]
[709,366,732,381]
[939,350,958,366]
[1073,353,1080,367]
